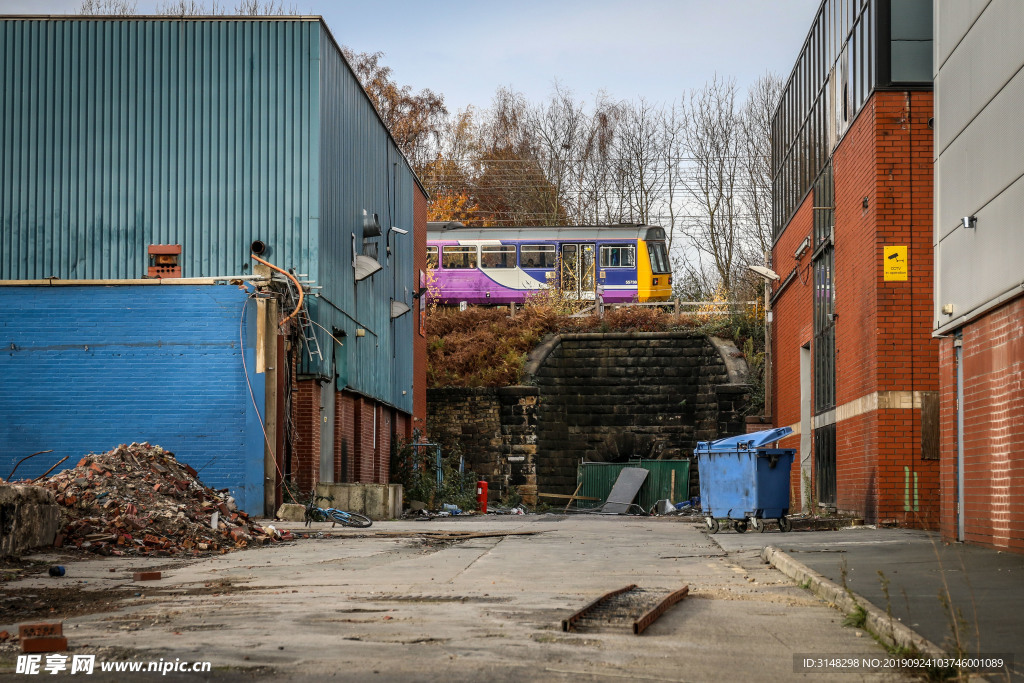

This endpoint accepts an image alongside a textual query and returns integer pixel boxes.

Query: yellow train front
[426,223,673,305]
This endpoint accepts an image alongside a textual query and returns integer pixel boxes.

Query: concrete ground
[713,525,1024,682]
[0,515,908,682]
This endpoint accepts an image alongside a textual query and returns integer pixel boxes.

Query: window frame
[599,244,636,269]
[519,244,556,269]
[441,245,478,270]
[480,244,517,269]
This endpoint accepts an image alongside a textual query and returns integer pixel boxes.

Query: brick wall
[413,186,429,437]
[771,90,937,526]
[0,284,265,512]
[952,296,1024,552]
[290,378,321,494]
[938,338,957,540]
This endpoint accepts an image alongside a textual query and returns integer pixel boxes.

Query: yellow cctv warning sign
[883,246,908,281]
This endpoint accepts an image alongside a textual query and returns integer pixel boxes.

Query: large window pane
[520,244,556,268]
[442,245,477,269]
[481,245,516,269]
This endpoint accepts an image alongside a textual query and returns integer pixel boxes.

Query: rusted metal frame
[632,585,690,635]
[561,584,637,632]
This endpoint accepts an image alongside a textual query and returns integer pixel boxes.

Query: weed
[843,604,868,629]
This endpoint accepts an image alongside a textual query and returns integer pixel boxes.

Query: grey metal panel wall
[934,0,1024,331]
[0,18,319,280]
[315,25,415,413]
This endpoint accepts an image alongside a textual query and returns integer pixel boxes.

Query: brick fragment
[18,623,62,639]
[133,571,162,581]
[21,637,68,653]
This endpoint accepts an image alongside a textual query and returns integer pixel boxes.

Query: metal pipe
[5,450,54,482]
[251,254,303,328]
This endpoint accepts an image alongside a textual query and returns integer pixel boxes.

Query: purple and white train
[426,223,673,306]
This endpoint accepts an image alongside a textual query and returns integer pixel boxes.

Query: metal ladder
[284,273,323,363]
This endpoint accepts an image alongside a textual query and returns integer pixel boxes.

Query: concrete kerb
[761,545,946,658]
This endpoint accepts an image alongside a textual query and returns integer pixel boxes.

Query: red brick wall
[771,90,936,524]
[938,338,957,539]
[771,192,814,506]
[335,391,357,483]
[413,186,428,438]
[290,377,321,494]
[952,296,1024,553]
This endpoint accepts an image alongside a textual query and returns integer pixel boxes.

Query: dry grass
[426,303,760,388]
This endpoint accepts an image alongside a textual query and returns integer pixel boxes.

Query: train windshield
[648,242,670,273]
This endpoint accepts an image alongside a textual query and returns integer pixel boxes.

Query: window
[599,245,635,268]
[480,245,516,269]
[812,163,835,414]
[647,242,670,274]
[442,245,477,269]
[520,244,556,268]
[426,246,438,269]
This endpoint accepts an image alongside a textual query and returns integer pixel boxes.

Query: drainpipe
[954,334,964,541]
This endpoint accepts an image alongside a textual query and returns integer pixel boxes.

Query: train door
[560,244,596,300]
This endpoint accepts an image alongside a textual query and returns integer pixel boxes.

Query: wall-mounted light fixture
[942,303,955,316]
[794,237,811,260]
[962,216,977,230]
[862,196,869,210]
[387,226,409,260]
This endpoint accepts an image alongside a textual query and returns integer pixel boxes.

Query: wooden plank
[537,492,599,501]
[920,391,939,460]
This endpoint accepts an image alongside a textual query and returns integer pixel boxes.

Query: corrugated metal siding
[0,18,319,279]
[578,460,691,512]
[314,24,416,413]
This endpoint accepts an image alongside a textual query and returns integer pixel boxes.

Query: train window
[426,246,439,269]
[600,245,635,268]
[480,245,516,269]
[520,244,556,268]
[442,245,478,269]
[647,242,671,273]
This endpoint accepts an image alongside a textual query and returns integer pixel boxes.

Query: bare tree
[738,73,783,268]
[681,76,742,293]
[658,101,685,252]
[79,0,137,14]
[616,98,666,225]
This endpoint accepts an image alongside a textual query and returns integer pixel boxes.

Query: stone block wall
[426,387,539,503]
[428,332,750,502]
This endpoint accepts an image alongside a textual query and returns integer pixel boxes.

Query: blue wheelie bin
[694,427,795,534]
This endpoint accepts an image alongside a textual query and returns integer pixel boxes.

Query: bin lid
[694,426,793,453]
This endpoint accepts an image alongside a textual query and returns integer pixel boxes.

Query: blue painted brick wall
[0,285,265,513]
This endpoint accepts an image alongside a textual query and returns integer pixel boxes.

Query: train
[426,223,673,306]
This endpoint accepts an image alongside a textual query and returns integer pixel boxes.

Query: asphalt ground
[1,515,911,682]
[711,525,1024,681]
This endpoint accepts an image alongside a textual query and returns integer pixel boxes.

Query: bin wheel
[778,516,792,533]
[733,520,748,534]
[752,518,765,533]
[706,517,720,534]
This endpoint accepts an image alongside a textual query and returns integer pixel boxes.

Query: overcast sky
[0,0,821,112]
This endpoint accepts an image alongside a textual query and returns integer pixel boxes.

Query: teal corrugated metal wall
[314,25,416,413]
[0,18,318,279]
[578,460,691,512]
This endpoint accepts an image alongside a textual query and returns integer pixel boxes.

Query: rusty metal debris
[562,583,690,635]
[39,442,284,556]
[632,585,690,634]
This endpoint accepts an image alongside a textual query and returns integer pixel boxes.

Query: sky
[0,0,822,113]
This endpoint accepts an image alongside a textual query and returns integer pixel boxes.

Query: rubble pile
[41,443,282,556]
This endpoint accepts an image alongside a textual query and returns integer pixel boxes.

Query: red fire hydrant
[476,481,488,514]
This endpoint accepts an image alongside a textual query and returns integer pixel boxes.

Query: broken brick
[21,637,68,654]
[132,571,161,581]
[18,623,62,639]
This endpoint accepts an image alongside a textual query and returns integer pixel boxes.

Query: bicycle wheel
[328,509,373,528]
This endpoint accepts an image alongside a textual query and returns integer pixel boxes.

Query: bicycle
[303,494,373,528]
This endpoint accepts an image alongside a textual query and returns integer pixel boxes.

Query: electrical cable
[251,254,303,328]
[238,289,298,504]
